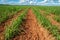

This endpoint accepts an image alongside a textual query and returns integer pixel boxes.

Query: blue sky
[0,0,60,5]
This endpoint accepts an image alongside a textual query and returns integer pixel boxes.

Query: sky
[0,0,60,6]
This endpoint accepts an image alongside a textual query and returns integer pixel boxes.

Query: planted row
[5,8,29,40]
[37,6,60,15]
[32,7,60,40]
[36,6,60,25]
[0,6,28,24]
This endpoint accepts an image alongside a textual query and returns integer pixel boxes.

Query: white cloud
[30,1,33,4]
[36,0,48,5]
[19,0,29,3]
[39,0,48,3]
[59,0,60,2]
[0,0,60,5]
[29,0,37,5]
[37,0,56,5]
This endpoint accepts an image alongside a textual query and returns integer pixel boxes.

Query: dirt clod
[13,9,55,40]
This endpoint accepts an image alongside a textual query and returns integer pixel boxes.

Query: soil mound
[13,9,55,40]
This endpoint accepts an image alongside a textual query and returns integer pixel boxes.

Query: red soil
[0,10,23,40]
[13,9,55,40]
[40,10,60,29]
[47,14,60,27]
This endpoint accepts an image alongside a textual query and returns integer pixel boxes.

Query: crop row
[36,6,60,26]
[37,6,60,15]
[38,6,60,25]
[54,16,60,23]
[32,7,60,40]
[5,7,29,40]
[0,6,28,24]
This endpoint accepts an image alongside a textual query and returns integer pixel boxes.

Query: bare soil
[13,9,55,40]
[40,10,60,29]
[47,14,60,27]
[0,10,23,40]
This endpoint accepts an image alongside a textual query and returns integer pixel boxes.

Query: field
[0,5,60,40]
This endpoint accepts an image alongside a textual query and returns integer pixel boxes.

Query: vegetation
[54,16,60,23]
[5,7,29,40]
[0,5,27,24]
[32,7,60,40]
[37,6,60,15]
[0,5,60,40]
